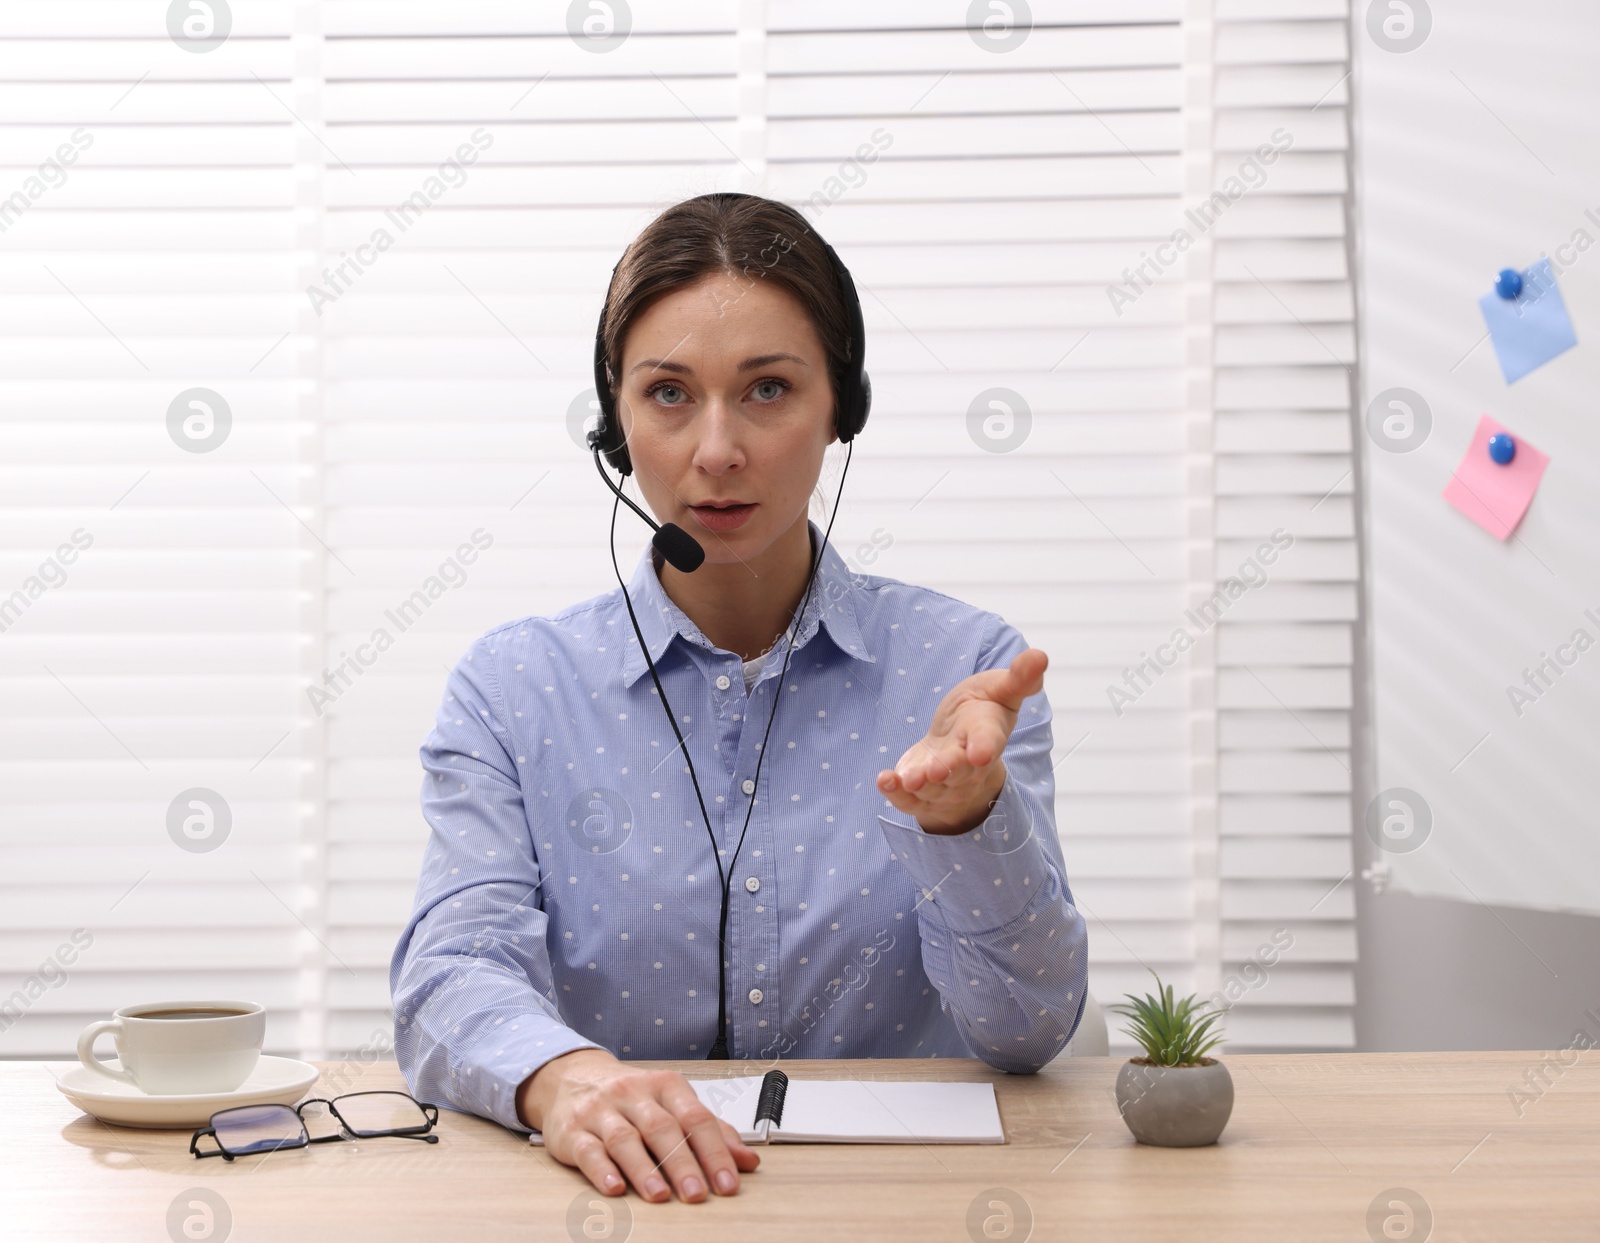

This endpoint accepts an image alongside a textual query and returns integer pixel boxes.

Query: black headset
[584,193,871,1058]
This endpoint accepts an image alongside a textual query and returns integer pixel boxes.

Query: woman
[390,193,1087,1204]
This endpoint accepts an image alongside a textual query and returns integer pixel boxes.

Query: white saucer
[50,1054,321,1129]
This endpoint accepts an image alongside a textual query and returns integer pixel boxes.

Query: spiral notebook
[526,1071,1004,1146]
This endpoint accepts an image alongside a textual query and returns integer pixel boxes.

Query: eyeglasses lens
[335,1092,430,1136]
[213,1104,305,1156]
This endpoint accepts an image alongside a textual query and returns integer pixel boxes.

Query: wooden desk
[7,1052,1597,1241]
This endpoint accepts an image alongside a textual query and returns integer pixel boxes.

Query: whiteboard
[1356,0,1600,915]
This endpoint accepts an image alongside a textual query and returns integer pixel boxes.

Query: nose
[691,396,745,474]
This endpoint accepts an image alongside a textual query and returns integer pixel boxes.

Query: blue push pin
[1488,432,1516,465]
[1495,267,1524,300]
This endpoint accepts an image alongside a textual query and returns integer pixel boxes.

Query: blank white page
[775,1079,1003,1144]
[688,1076,768,1143]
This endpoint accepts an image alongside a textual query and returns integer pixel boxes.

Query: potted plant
[1108,970,1233,1147]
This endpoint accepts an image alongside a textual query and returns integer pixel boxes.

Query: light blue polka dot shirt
[390,519,1088,1134]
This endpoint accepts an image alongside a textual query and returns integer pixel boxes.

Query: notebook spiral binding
[754,1069,789,1129]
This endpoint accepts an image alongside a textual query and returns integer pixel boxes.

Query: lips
[689,501,756,532]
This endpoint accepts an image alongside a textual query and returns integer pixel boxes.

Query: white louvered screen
[0,0,1357,1061]
[1212,0,1355,1049]
[0,1,310,1057]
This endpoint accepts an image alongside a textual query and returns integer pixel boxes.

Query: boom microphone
[587,432,706,573]
[650,524,706,576]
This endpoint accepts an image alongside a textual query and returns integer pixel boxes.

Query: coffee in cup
[76,1000,265,1095]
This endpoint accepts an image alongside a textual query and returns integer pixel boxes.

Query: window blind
[1212,0,1356,1049]
[0,0,310,1057]
[0,0,1357,1060]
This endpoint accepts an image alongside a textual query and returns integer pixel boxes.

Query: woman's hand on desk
[875,646,1049,836]
[516,1048,759,1203]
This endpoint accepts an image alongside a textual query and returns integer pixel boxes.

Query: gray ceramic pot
[1114,1057,1233,1146]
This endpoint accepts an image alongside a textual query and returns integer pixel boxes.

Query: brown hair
[598,193,854,422]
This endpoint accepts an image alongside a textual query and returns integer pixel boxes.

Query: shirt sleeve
[389,635,603,1135]
[876,613,1089,1073]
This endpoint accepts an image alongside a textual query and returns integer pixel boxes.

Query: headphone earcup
[591,284,633,474]
[596,407,632,475]
[838,369,870,443]
[589,373,634,476]
[607,439,632,475]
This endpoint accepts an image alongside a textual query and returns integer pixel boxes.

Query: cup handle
[77,1018,137,1087]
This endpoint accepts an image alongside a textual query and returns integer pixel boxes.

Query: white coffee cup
[76,1000,265,1095]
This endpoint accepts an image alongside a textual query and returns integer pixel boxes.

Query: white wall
[1356,0,1600,914]
[1353,0,1600,1045]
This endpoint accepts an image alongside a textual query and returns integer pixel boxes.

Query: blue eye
[647,383,687,405]
[752,379,788,401]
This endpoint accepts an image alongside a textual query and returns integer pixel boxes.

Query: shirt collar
[619,518,876,688]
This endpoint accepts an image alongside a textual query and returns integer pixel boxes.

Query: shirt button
[741,779,755,795]
[748,989,764,1005]
[744,876,760,893]
[715,674,731,690]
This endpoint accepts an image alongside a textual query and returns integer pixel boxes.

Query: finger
[876,776,917,816]
[878,747,973,802]
[659,1082,747,1195]
[989,647,1048,710]
[901,729,997,792]
[878,770,970,821]
[875,769,921,816]
[597,1116,672,1203]
[902,755,967,794]
[718,1118,762,1172]
[893,742,956,792]
[878,725,997,810]
[566,1130,629,1198]
[949,651,1046,723]
[622,1097,709,1202]
[960,715,1011,768]
[879,781,979,825]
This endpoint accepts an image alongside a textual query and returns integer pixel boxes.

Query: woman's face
[616,270,836,564]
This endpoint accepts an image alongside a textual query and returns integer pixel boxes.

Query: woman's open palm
[875,648,1048,834]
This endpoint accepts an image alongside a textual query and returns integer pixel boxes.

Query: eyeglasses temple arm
[189,1128,232,1161]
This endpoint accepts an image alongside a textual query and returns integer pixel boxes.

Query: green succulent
[1107,969,1226,1066]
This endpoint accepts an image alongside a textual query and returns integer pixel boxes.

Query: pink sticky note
[1442,414,1548,540]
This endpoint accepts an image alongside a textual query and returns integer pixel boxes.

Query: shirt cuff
[408,1009,604,1136]
[876,769,1052,936]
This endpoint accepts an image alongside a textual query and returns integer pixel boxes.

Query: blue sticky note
[1478,257,1578,383]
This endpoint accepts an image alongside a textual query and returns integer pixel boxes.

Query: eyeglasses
[190,1091,440,1161]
